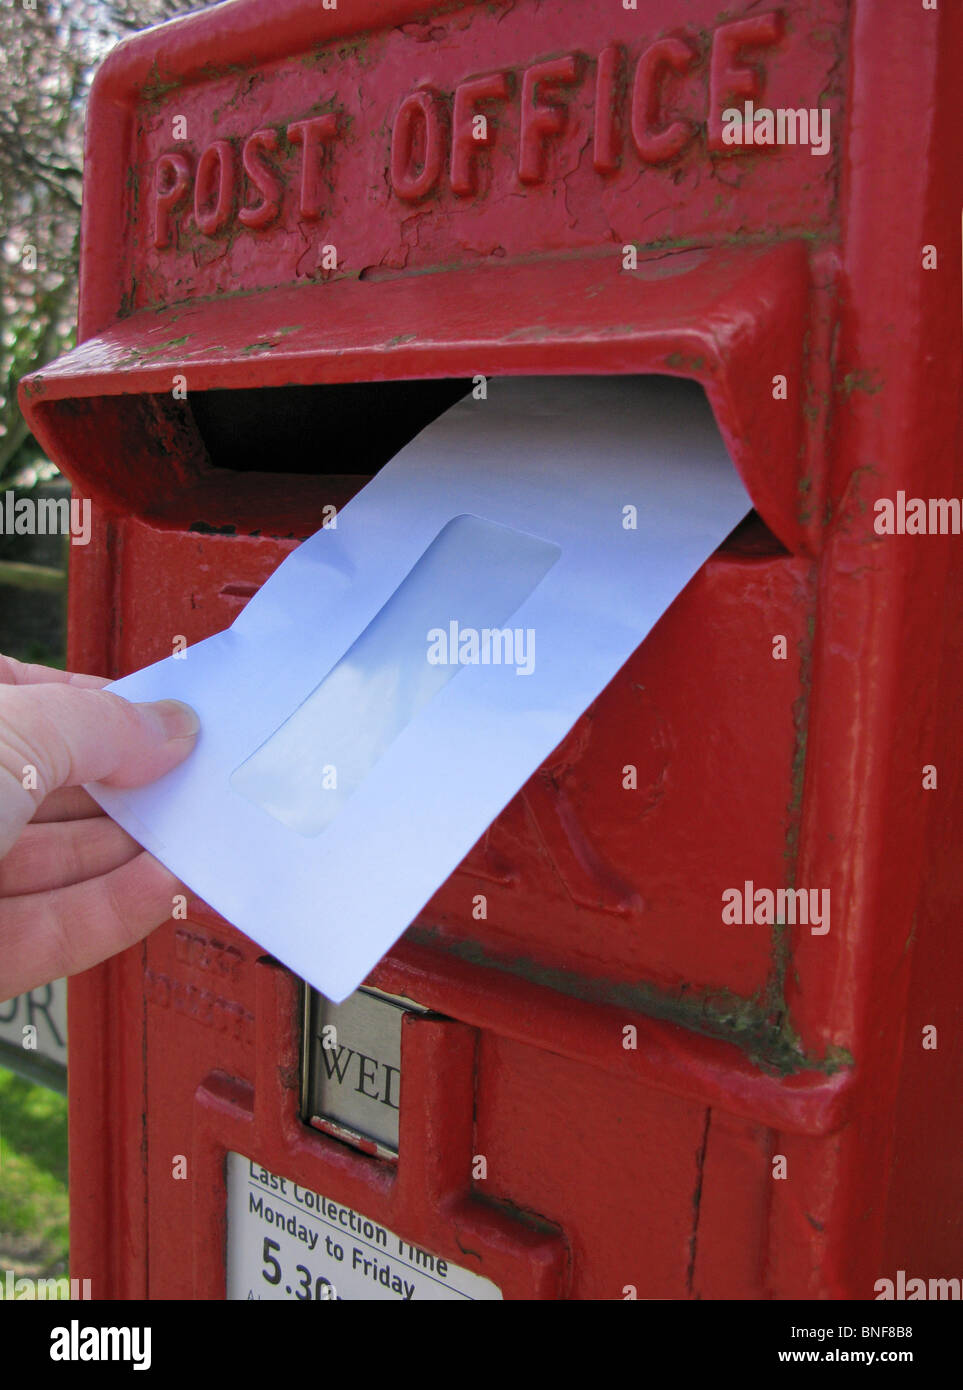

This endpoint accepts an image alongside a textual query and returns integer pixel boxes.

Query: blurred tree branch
[0,0,218,485]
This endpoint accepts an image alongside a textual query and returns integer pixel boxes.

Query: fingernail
[145,698,200,741]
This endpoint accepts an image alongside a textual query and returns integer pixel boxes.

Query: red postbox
[19,0,962,1300]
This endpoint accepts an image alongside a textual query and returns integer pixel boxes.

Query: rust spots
[837,368,884,396]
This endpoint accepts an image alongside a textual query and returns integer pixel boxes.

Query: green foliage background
[0,0,218,486]
[0,1068,69,1285]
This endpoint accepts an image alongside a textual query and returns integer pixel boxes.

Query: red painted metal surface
[18,0,962,1299]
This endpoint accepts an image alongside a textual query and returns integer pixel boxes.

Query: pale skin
[0,655,199,1002]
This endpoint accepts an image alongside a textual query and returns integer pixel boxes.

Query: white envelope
[88,375,750,1001]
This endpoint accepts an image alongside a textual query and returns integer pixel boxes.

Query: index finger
[0,685,199,859]
[0,654,109,690]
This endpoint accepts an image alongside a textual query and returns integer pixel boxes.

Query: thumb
[0,686,199,858]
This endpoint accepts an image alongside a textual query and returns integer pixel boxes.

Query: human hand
[0,654,199,1001]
